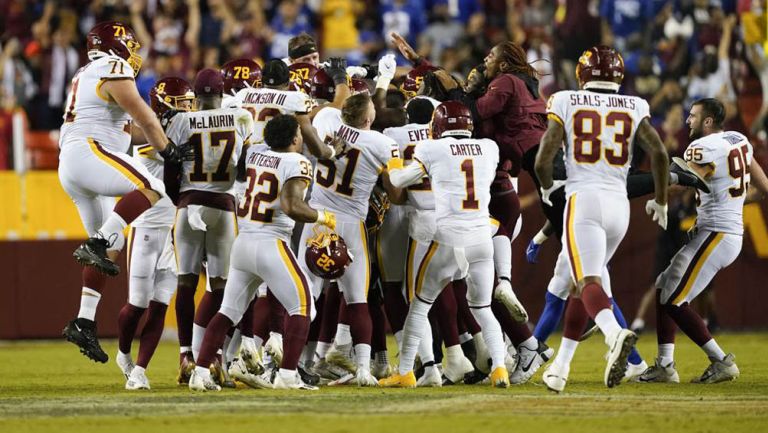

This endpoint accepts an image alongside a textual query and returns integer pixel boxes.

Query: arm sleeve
[284,155,313,182]
[97,57,135,80]
[389,162,426,188]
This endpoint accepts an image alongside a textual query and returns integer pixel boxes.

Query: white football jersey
[236,144,314,241]
[547,90,650,196]
[59,55,135,153]
[414,136,498,247]
[166,107,253,195]
[684,131,753,235]
[384,123,434,211]
[234,87,312,143]
[310,107,400,220]
[131,145,175,228]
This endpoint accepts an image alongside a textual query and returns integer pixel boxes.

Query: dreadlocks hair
[496,41,538,79]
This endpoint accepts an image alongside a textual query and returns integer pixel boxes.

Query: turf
[1,333,767,433]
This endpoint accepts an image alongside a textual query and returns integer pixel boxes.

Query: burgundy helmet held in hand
[87,21,143,75]
[221,58,262,95]
[149,77,195,117]
[310,68,343,101]
[305,230,352,279]
[400,64,438,100]
[289,62,319,95]
[576,45,625,92]
[431,101,473,139]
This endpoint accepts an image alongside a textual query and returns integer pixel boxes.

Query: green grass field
[2,333,768,433]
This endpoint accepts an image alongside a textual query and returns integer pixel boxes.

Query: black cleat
[462,368,488,385]
[63,318,108,363]
[671,157,710,193]
[299,366,321,386]
[73,235,120,276]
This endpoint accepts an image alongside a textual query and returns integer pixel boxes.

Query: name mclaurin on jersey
[568,94,637,110]
[450,143,483,156]
[243,92,288,106]
[188,114,235,129]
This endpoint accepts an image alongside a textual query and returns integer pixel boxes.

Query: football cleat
[116,351,135,379]
[211,359,236,388]
[542,362,570,393]
[461,369,488,385]
[264,333,284,365]
[604,329,638,388]
[624,360,648,382]
[442,346,475,384]
[239,339,265,376]
[73,235,120,276]
[371,361,394,380]
[691,353,739,384]
[417,366,443,387]
[273,370,319,390]
[489,367,510,388]
[63,318,108,363]
[355,368,380,387]
[510,341,553,385]
[379,371,417,388]
[298,365,321,386]
[635,358,680,383]
[312,358,347,381]
[325,343,357,374]
[229,357,272,389]
[177,352,196,385]
[505,352,519,374]
[125,368,151,390]
[671,157,710,193]
[189,369,221,392]
[493,279,528,323]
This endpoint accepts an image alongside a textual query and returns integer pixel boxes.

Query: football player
[535,45,670,391]
[190,114,337,391]
[166,69,253,382]
[221,58,262,108]
[115,77,195,389]
[287,33,320,67]
[299,93,404,386]
[60,21,188,363]
[381,101,510,388]
[638,98,768,384]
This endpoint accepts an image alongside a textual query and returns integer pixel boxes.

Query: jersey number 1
[461,159,479,210]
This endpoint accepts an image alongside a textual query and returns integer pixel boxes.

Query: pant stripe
[277,240,310,317]
[670,232,724,305]
[565,194,583,282]
[405,237,417,302]
[415,241,438,296]
[126,227,136,275]
[88,138,150,189]
[359,222,371,298]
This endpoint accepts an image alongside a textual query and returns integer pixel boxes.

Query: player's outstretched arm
[104,79,169,152]
[372,54,407,129]
[534,118,564,190]
[635,118,670,206]
[297,114,334,159]
[746,159,768,202]
[281,178,335,229]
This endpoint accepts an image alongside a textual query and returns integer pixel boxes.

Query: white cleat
[264,333,284,366]
[313,358,348,381]
[229,357,272,389]
[692,353,739,384]
[125,368,151,390]
[635,358,680,383]
[624,360,648,382]
[326,343,357,374]
[442,346,475,384]
[604,329,638,388]
[505,352,519,374]
[542,362,570,393]
[116,351,135,380]
[189,369,221,392]
[417,366,443,387]
[239,341,265,376]
[510,341,552,385]
[371,361,393,380]
[273,370,319,390]
[354,368,380,387]
[493,279,528,323]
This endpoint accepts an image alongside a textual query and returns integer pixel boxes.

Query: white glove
[539,180,565,206]
[346,66,367,78]
[645,199,668,230]
[377,54,396,81]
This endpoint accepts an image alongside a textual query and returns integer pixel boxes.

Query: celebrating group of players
[58,19,768,393]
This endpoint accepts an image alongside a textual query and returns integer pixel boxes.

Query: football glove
[645,199,668,230]
[159,139,195,164]
[525,240,541,264]
[539,180,565,207]
[316,209,337,231]
[326,57,349,86]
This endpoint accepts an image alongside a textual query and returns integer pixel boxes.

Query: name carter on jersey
[450,143,483,156]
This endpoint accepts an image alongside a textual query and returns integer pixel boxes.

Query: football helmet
[431,101,473,138]
[365,187,391,234]
[221,59,261,95]
[576,45,624,92]
[87,21,143,75]
[149,77,195,117]
[400,64,438,100]
[305,228,352,279]
[350,78,370,95]
[289,62,318,95]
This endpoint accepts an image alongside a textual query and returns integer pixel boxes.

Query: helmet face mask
[87,21,143,76]
[221,59,262,95]
[289,62,318,95]
[304,229,352,279]
[576,45,625,92]
[150,77,195,117]
[430,101,473,138]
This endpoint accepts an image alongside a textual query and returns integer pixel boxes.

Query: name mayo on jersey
[684,131,753,235]
[187,114,235,129]
[547,90,650,197]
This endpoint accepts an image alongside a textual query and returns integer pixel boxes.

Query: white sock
[194,365,210,379]
[519,336,538,351]
[445,344,464,363]
[399,299,431,375]
[98,213,127,251]
[302,341,318,365]
[180,346,191,354]
[354,343,371,370]
[417,320,434,365]
[470,306,507,370]
[131,365,146,377]
[241,336,255,351]
[630,318,645,330]
[192,324,206,361]
[492,235,512,281]
[335,324,352,346]
[458,332,472,344]
[553,337,579,367]
[77,287,102,321]
[226,330,241,364]
[317,341,331,359]
[659,343,675,366]
[394,330,404,352]
[279,368,296,380]
[701,339,726,361]
[533,230,549,245]
[595,309,622,344]
[253,335,264,350]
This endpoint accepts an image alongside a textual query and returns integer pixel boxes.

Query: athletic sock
[470,306,507,370]
[533,292,566,342]
[701,339,726,361]
[399,299,431,375]
[78,287,102,321]
[335,324,352,346]
[610,298,643,365]
[659,343,675,366]
[553,337,579,367]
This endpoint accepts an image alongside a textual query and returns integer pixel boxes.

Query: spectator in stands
[320,0,363,62]
[418,0,465,63]
[599,0,656,52]
[381,0,428,65]
[268,0,314,60]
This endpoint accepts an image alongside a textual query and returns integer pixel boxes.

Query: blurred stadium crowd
[0,0,766,169]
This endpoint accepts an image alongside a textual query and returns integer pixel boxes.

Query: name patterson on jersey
[247,151,282,169]
[450,143,483,156]
[188,114,236,129]
[569,94,637,110]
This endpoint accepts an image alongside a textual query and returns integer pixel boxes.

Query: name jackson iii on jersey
[684,131,753,235]
[60,55,135,153]
[232,87,312,143]
[165,108,253,197]
[311,107,400,220]
[547,91,650,196]
[236,144,314,240]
